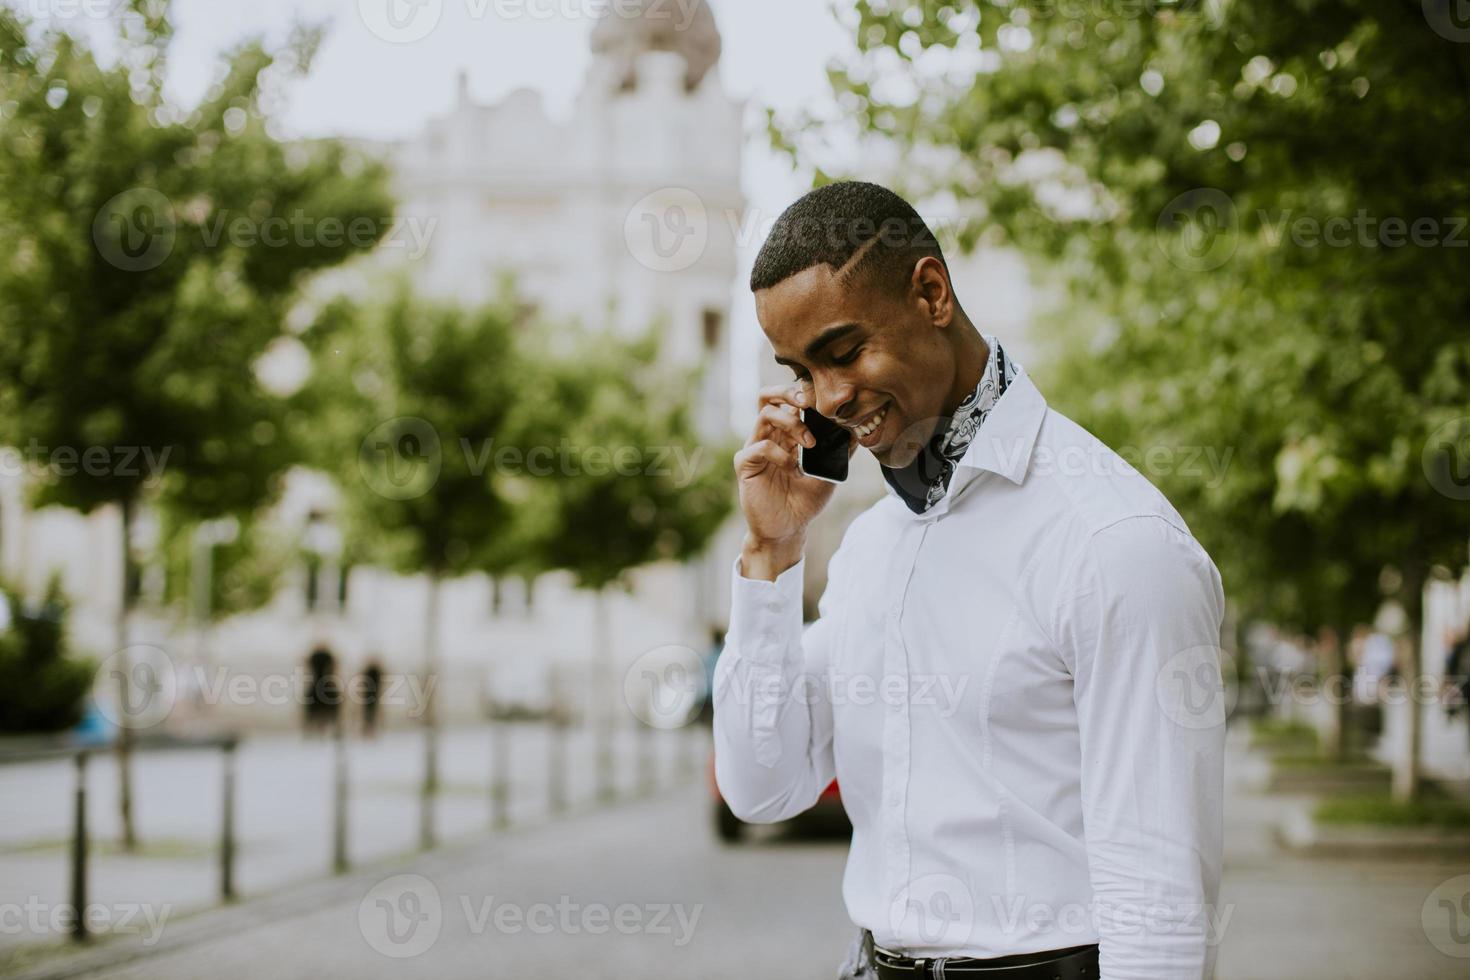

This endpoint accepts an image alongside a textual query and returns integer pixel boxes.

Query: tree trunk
[1392,567,1426,804]
[419,570,441,850]
[1321,623,1354,761]
[115,497,136,851]
[594,586,614,801]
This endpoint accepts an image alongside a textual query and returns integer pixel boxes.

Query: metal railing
[0,735,240,943]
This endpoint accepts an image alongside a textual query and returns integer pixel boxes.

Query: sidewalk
[0,722,704,956]
[1214,727,1467,979]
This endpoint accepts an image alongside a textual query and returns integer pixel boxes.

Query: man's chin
[873,440,922,470]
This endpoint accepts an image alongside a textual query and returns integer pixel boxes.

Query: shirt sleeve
[1053,515,1227,979]
[711,540,847,824]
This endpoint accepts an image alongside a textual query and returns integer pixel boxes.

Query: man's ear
[912,256,953,328]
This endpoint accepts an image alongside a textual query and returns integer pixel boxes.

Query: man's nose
[813,377,856,421]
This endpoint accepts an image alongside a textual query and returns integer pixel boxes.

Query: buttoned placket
[881,516,931,926]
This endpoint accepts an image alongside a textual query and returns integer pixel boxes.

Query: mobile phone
[799,407,851,483]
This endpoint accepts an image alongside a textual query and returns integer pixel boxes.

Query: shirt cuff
[727,553,805,668]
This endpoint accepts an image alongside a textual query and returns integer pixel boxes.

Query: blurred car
[709,752,850,842]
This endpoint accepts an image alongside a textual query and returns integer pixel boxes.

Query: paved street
[4,728,1468,979]
[8,775,855,980]
[0,722,699,954]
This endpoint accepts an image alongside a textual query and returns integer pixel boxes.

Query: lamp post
[190,516,240,670]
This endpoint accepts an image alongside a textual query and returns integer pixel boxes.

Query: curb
[1277,806,1470,857]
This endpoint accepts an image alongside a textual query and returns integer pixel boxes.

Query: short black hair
[748,180,947,295]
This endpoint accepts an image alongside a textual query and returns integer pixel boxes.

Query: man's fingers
[756,402,814,449]
[734,439,796,477]
[757,382,808,412]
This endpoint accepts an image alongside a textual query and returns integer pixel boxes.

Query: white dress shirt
[713,367,1227,978]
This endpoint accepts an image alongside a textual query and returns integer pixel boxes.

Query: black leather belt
[872,940,1099,979]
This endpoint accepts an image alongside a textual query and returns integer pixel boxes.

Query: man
[713,182,1227,979]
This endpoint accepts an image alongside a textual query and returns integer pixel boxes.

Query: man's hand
[733,383,855,581]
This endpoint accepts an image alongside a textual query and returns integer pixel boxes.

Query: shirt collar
[879,366,1049,518]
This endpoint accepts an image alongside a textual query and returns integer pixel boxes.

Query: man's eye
[832,347,862,366]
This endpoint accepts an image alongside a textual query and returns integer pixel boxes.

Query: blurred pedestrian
[361,658,383,738]
[304,645,340,737]
[1443,621,1470,751]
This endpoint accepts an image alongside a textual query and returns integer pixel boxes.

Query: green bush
[1250,717,1317,740]
[0,573,94,734]
[1316,791,1470,829]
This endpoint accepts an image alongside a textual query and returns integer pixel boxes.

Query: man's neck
[942,319,990,419]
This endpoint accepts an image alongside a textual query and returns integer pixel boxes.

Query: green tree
[779,0,1470,797]
[516,321,735,799]
[0,1,394,844]
[295,282,546,849]
[0,574,92,734]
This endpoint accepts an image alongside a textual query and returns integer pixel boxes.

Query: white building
[0,1,747,728]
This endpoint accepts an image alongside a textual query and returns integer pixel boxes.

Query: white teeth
[854,405,887,438]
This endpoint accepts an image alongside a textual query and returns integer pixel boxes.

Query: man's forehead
[755,264,864,343]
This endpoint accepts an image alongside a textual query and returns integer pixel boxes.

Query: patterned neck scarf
[881,335,1020,514]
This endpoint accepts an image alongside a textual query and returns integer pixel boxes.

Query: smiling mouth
[850,402,890,440]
